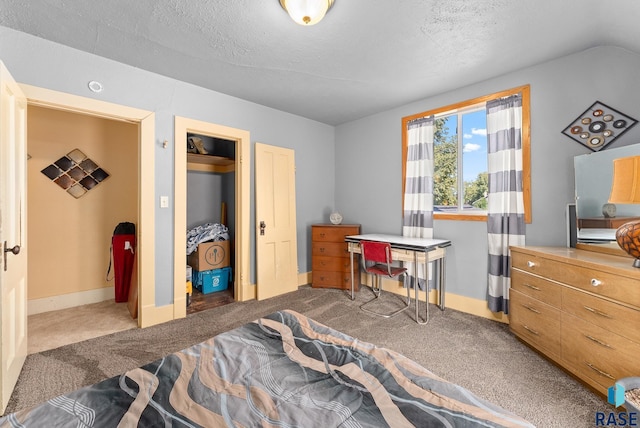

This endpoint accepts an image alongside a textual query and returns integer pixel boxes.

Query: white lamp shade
[280,0,333,25]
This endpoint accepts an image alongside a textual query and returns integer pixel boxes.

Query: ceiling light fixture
[279,0,335,26]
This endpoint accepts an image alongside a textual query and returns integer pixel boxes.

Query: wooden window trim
[401,84,531,223]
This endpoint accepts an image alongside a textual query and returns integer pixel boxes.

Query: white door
[0,61,28,413]
[255,143,298,300]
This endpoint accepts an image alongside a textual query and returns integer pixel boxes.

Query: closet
[27,105,138,316]
[186,133,236,311]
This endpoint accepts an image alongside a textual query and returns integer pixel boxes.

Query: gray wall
[4,23,640,307]
[336,46,640,301]
[0,26,335,306]
[186,171,223,230]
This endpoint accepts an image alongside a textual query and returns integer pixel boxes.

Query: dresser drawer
[312,255,356,272]
[512,251,640,306]
[312,226,359,242]
[562,286,640,344]
[510,290,561,357]
[562,312,640,388]
[312,270,356,289]
[511,268,562,308]
[312,242,350,258]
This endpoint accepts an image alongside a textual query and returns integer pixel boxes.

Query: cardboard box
[187,240,230,271]
[192,267,232,294]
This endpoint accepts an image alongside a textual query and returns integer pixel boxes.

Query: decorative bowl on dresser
[311,224,360,290]
[509,245,640,401]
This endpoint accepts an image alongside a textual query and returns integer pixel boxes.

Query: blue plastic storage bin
[192,267,231,294]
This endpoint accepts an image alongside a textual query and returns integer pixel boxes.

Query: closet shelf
[187,153,235,173]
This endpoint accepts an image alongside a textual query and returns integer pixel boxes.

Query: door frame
[19,84,161,327]
[174,117,251,305]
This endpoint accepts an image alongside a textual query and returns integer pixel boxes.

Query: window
[433,107,488,214]
[402,85,531,222]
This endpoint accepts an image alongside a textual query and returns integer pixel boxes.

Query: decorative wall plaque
[562,101,637,151]
[41,149,109,198]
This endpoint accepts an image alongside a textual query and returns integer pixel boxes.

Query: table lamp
[609,155,640,267]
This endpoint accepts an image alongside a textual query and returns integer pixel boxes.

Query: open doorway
[174,117,251,311]
[185,133,236,314]
[26,105,139,353]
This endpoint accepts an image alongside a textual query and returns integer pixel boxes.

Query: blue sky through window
[442,110,487,182]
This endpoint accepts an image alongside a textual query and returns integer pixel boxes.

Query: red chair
[359,240,410,318]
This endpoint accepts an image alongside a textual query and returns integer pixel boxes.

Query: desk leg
[415,249,430,325]
[350,248,355,300]
[438,255,446,311]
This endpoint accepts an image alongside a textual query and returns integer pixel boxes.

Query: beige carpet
[27,300,137,354]
[8,286,615,427]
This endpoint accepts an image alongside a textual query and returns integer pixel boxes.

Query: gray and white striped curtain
[486,94,525,314]
[402,116,434,290]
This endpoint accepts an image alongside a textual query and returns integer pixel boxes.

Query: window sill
[434,213,487,222]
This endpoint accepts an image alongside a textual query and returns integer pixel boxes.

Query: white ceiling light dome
[279,0,335,26]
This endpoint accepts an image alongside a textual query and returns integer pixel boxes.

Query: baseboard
[298,271,311,286]
[28,287,115,316]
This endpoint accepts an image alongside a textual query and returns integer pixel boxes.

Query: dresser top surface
[511,246,640,279]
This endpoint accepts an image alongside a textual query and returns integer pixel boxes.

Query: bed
[0,310,533,427]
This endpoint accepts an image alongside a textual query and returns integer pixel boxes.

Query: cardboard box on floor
[188,240,230,271]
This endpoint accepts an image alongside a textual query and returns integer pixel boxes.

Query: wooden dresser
[311,224,360,290]
[509,246,640,397]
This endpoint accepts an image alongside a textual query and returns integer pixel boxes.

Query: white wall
[335,46,640,301]
[0,26,336,306]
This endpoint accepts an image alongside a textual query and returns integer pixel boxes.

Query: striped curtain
[402,116,434,290]
[486,94,525,314]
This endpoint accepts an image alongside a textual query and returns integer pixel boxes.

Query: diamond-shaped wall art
[562,101,638,151]
[41,149,110,198]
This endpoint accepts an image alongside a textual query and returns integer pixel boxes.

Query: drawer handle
[526,261,536,268]
[522,325,539,335]
[583,305,612,319]
[523,283,541,291]
[585,362,615,380]
[584,334,613,349]
[590,278,602,287]
[522,304,541,314]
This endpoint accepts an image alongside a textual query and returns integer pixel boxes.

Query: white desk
[345,234,451,324]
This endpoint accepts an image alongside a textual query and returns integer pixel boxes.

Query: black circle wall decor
[562,101,638,151]
[588,121,605,133]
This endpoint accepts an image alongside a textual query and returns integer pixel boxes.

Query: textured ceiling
[1,0,639,125]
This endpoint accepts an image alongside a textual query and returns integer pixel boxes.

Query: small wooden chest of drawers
[510,246,640,397]
[311,224,360,290]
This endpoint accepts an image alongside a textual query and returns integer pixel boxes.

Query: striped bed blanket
[0,310,534,427]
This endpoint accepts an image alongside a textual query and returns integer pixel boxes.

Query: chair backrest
[360,240,392,264]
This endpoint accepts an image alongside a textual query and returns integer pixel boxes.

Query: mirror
[574,142,640,245]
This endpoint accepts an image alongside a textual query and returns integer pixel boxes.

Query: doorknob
[260,221,266,236]
[3,241,21,272]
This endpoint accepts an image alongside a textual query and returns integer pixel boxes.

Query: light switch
[160,196,169,208]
